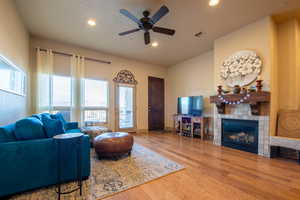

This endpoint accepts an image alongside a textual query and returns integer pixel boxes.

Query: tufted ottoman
[93,132,134,159]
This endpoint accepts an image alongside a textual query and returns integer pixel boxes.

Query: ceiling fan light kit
[119,5,176,45]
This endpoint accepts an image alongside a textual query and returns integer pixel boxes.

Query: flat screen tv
[177,96,204,116]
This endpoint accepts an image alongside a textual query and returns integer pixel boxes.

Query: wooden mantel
[210,91,271,115]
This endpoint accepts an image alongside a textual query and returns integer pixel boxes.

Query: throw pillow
[51,113,67,129]
[15,117,45,140]
[42,116,65,138]
[31,114,42,121]
[41,113,52,120]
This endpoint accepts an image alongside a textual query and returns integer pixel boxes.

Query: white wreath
[220,50,262,87]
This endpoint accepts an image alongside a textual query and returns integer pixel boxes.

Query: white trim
[0,88,26,97]
[0,54,26,97]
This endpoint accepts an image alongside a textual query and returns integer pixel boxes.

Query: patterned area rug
[10,143,184,200]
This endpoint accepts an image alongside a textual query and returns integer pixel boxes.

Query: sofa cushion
[0,124,17,143]
[42,116,65,138]
[66,129,81,134]
[51,113,67,129]
[15,118,45,140]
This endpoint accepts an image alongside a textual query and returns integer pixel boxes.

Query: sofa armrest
[65,122,79,130]
[0,135,90,197]
[0,138,57,197]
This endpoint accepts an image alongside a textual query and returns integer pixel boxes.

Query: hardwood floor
[104,132,300,200]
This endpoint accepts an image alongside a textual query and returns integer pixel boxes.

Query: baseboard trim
[136,129,148,134]
[165,127,175,132]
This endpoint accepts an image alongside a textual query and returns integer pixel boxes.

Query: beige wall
[30,37,167,131]
[214,17,274,90]
[165,17,277,135]
[277,19,300,110]
[0,0,29,125]
[214,17,277,136]
[269,19,279,137]
[165,51,215,128]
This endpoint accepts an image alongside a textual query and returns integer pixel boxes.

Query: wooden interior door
[148,77,165,131]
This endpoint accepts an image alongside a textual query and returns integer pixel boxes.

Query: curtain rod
[37,48,111,64]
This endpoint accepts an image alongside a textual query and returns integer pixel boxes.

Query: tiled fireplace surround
[213,104,270,157]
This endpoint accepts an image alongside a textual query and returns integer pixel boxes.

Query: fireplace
[222,119,258,154]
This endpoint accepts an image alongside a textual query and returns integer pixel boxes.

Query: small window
[84,110,107,123]
[0,55,26,96]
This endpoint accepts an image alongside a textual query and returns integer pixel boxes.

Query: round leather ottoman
[93,132,134,159]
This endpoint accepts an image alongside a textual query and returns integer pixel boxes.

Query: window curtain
[71,55,85,127]
[35,48,53,113]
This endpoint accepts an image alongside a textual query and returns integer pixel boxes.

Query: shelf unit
[174,114,208,140]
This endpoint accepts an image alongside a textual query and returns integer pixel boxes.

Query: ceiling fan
[119,5,176,45]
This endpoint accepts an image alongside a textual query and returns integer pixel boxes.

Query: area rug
[10,143,184,200]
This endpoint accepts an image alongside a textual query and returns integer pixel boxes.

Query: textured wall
[0,0,29,125]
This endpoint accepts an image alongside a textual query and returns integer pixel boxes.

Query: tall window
[52,75,71,121]
[84,79,108,123]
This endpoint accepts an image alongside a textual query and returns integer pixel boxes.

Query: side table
[53,133,84,200]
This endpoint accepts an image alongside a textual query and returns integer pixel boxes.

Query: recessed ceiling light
[87,19,96,26]
[209,0,220,7]
[151,42,159,47]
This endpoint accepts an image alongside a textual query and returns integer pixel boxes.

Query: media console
[173,114,209,140]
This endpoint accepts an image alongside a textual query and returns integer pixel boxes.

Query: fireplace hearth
[222,119,258,154]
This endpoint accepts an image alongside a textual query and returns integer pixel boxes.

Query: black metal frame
[55,135,83,200]
[270,146,300,165]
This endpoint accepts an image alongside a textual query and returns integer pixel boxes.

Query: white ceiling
[15,0,300,66]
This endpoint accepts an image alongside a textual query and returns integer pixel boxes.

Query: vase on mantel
[233,85,241,94]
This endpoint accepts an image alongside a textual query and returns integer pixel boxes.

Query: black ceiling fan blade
[119,28,141,36]
[120,9,142,26]
[152,26,175,35]
[150,5,169,24]
[144,32,150,45]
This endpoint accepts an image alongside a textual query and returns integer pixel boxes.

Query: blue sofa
[0,113,90,197]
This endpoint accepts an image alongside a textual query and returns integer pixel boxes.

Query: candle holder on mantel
[256,79,263,92]
[217,85,223,95]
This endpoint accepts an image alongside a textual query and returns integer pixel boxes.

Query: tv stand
[174,114,208,140]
